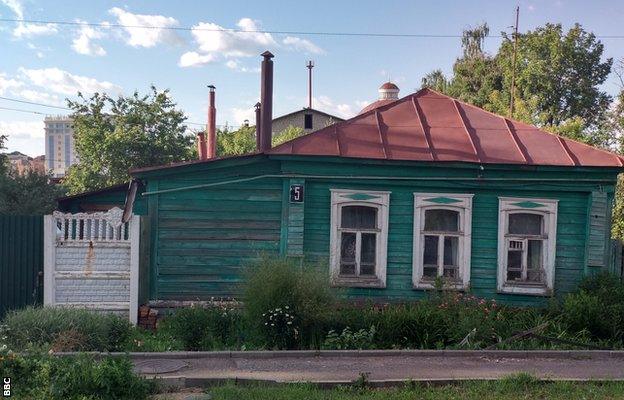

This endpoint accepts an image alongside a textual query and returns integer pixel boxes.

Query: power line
[0,96,70,110]
[3,17,624,39]
[0,106,45,115]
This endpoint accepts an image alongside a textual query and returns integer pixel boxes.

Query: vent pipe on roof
[196,131,207,160]
[254,102,262,150]
[259,51,274,152]
[206,85,217,159]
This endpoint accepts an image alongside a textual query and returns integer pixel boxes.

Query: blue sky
[1,0,623,156]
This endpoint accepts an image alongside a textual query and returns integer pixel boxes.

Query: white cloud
[19,67,122,96]
[1,0,57,38]
[224,59,259,73]
[71,20,107,56]
[0,120,45,156]
[109,7,181,48]
[282,36,324,54]
[15,89,63,106]
[230,106,256,125]
[313,95,356,119]
[178,51,216,67]
[190,18,277,58]
[0,72,23,94]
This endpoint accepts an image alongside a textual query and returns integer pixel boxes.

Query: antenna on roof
[509,6,520,118]
[306,60,314,109]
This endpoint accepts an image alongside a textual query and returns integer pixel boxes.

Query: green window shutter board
[588,191,608,267]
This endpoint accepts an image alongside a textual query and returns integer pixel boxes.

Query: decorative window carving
[497,197,558,295]
[413,194,473,289]
[330,189,390,288]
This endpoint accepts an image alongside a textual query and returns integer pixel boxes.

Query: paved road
[131,351,624,384]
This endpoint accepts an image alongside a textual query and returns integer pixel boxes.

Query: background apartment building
[44,115,77,177]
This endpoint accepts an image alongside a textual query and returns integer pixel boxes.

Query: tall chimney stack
[259,51,274,152]
[254,102,262,150]
[206,85,217,159]
[306,60,314,109]
[196,132,207,160]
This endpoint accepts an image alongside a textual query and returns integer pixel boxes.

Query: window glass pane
[340,232,356,275]
[423,266,437,278]
[527,240,543,282]
[341,206,377,229]
[423,235,438,266]
[443,236,458,267]
[508,213,543,235]
[424,209,459,232]
[507,250,522,269]
[361,232,376,267]
[443,267,457,279]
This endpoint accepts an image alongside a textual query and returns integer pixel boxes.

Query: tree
[0,171,66,215]
[217,125,306,157]
[64,86,195,194]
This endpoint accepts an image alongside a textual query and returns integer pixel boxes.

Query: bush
[1,307,131,352]
[0,351,153,399]
[159,305,243,351]
[243,256,335,349]
[322,326,376,350]
[556,273,624,342]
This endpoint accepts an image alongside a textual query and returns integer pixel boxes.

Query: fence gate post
[43,215,56,306]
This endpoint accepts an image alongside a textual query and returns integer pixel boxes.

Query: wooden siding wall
[148,162,283,300]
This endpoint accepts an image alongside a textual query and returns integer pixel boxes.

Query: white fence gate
[44,207,139,324]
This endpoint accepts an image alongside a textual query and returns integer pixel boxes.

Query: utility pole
[509,6,519,118]
[306,60,314,109]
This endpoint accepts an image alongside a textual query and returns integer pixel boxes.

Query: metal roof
[269,88,624,167]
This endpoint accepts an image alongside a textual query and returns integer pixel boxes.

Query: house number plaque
[289,184,304,203]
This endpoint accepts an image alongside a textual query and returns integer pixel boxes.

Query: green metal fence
[0,215,44,318]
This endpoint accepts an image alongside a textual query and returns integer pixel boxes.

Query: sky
[1,0,624,157]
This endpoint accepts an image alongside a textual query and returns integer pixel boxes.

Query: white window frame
[329,189,390,288]
[497,197,558,296]
[412,193,473,290]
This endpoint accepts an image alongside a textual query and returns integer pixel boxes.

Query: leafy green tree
[0,171,66,215]
[64,86,194,194]
[216,125,256,156]
[421,69,449,92]
[217,125,306,156]
[272,125,304,146]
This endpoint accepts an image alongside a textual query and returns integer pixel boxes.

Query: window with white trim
[497,198,558,295]
[413,193,473,289]
[330,189,390,288]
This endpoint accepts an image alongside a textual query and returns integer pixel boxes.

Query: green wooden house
[58,80,623,307]
[118,88,624,307]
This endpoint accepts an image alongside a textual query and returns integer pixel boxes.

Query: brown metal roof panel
[509,120,573,166]
[561,138,624,167]
[378,99,432,160]
[291,127,340,156]
[457,102,526,164]
[338,113,386,159]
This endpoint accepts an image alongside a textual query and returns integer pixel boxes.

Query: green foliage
[322,326,376,350]
[272,125,305,146]
[1,307,131,352]
[217,124,306,157]
[243,256,336,349]
[208,379,624,400]
[561,273,624,341]
[0,351,153,400]
[0,170,66,215]
[261,306,299,350]
[216,125,256,156]
[64,86,194,194]
[424,22,614,148]
[158,305,243,351]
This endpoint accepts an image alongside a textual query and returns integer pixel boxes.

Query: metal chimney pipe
[259,51,274,151]
[206,85,216,159]
[196,132,207,160]
[306,60,314,109]
[254,102,262,150]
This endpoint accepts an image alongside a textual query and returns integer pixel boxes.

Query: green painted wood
[425,197,463,204]
[0,215,43,318]
[286,178,305,257]
[510,201,546,209]
[588,191,608,267]
[139,155,620,306]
